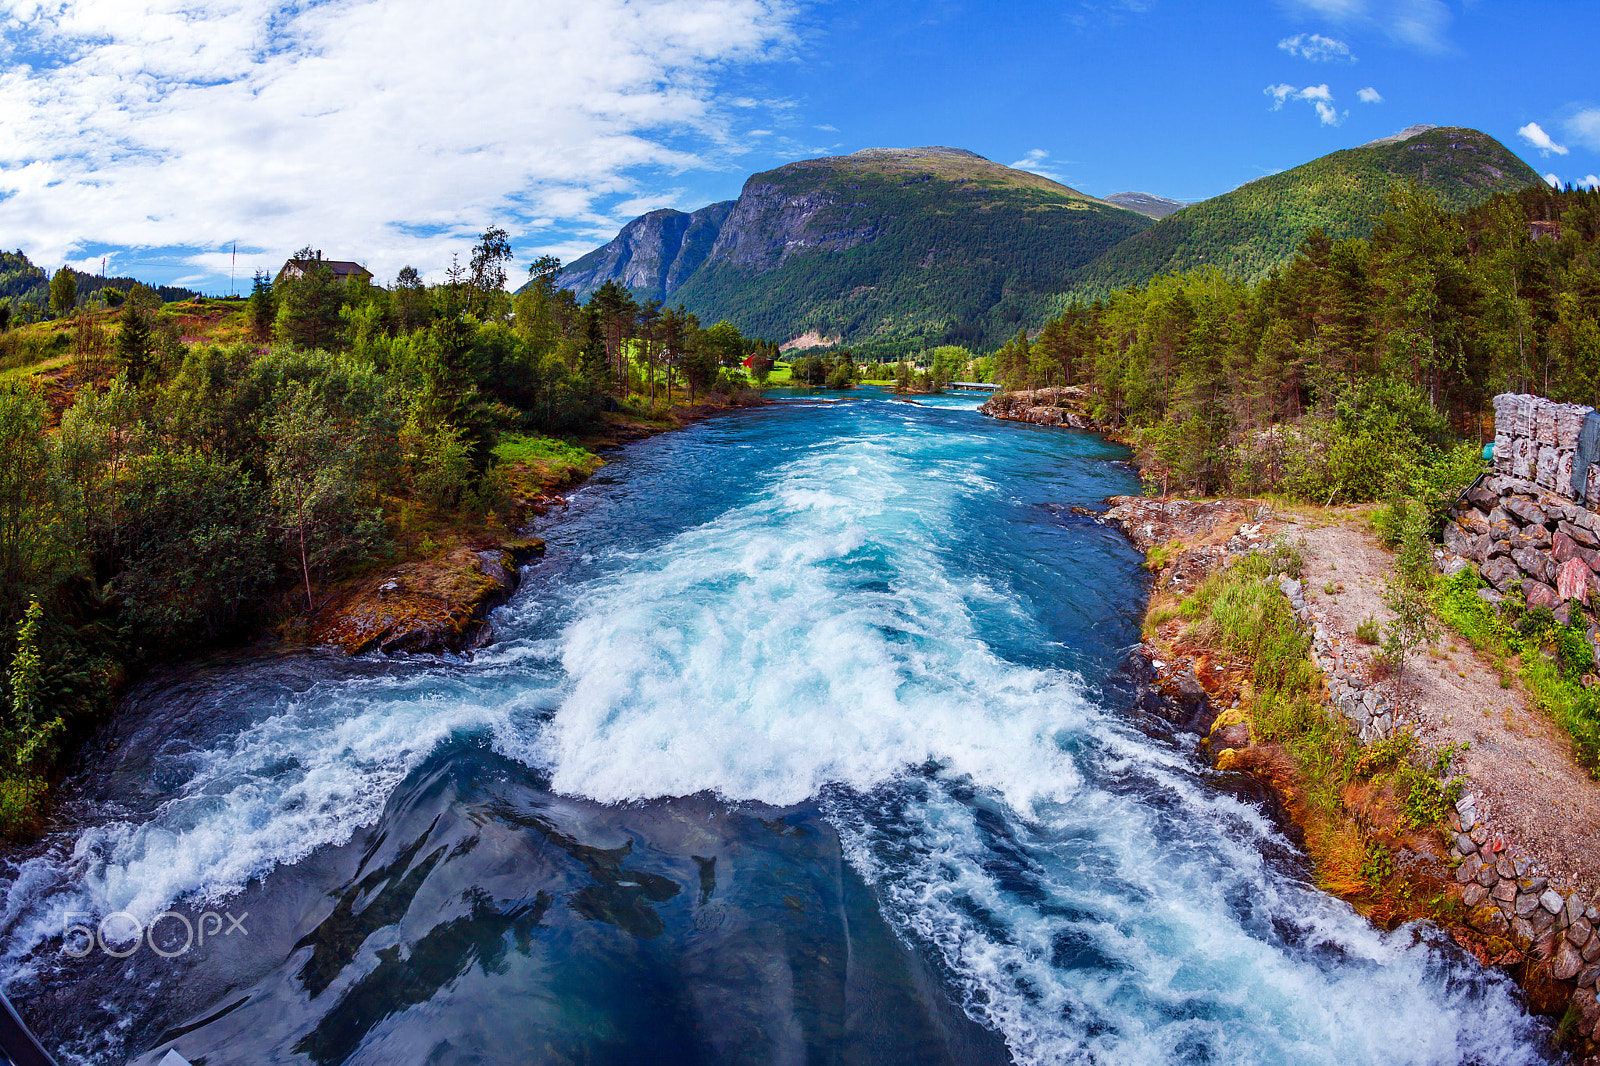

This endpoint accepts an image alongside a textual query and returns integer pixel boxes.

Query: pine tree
[247,271,275,343]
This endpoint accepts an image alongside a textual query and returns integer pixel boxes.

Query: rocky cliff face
[561,200,734,302]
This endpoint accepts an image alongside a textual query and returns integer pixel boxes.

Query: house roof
[279,258,372,280]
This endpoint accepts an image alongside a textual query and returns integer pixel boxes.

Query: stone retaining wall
[1449,791,1600,1038]
[1443,472,1600,622]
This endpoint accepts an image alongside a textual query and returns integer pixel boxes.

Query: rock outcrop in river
[977,386,1099,429]
[311,538,544,654]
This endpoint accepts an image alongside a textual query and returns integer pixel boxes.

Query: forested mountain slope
[1066,126,1543,300]
[557,147,1152,353]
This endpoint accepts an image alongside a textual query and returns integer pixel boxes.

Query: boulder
[1575,989,1600,1038]
[1487,505,1522,533]
[1484,557,1522,592]
[1510,525,1553,551]
[1555,940,1586,980]
[1504,496,1549,527]
[1557,557,1593,604]
[1467,483,1500,512]
[1443,521,1486,561]
[1527,579,1563,610]
[1560,518,1600,548]
[1553,529,1600,571]
[1512,546,1555,586]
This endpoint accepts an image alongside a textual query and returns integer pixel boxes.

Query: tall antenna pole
[231,242,237,296]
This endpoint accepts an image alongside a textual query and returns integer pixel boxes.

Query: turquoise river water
[0,389,1556,1065]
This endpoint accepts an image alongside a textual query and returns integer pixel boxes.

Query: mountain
[1067,125,1543,299]
[559,201,734,302]
[1104,192,1188,219]
[557,147,1151,352]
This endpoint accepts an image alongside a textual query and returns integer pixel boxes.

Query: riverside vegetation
[0,230,774,836]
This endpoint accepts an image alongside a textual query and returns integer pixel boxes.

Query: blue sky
[0,0,1595,291]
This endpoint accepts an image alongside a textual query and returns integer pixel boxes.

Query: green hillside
[568,148,1152,354]
[1067,126,1543,300]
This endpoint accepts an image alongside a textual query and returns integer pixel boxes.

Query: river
[0,389,1553,1065]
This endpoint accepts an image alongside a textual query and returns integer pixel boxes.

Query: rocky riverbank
[1103,494,1600,1057]
[977,386,1101,429]
[309,538,546,654]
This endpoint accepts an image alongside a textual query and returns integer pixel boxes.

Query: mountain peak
[1362,123,1441,147]
[1104,191,1188,219]
[845,146,988,162]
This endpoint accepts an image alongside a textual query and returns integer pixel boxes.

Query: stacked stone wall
[1448,792,1600,1024]
[1445,394,1600,621]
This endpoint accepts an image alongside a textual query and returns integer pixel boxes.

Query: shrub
[114,450,277,646]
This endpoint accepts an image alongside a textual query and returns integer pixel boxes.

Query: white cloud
[1278,33,1355,62]
[1357,86,1383,104]
[0,0,797,283]
[1008,148,1068,182]
[1565,109,1600,152]
[1518,122,1570,157]
[1264,83,1344,125]
[1545,173,1561,188]
[1580,175,1600,191]
[1280,0,1453,52]
[1265,84,1298,110]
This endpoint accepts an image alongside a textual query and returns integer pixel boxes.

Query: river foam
[517,432,1090,810]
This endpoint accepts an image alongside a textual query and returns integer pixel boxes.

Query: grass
[1145,540,1183,571]
[1433,568,1600,774]
[1169,538,1464,919]
[492,433,603,493]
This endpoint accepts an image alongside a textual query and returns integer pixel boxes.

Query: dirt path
[1279,507,1600,898]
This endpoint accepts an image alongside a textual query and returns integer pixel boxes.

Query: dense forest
[996,183,1600,501]
[0,232,767,833]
